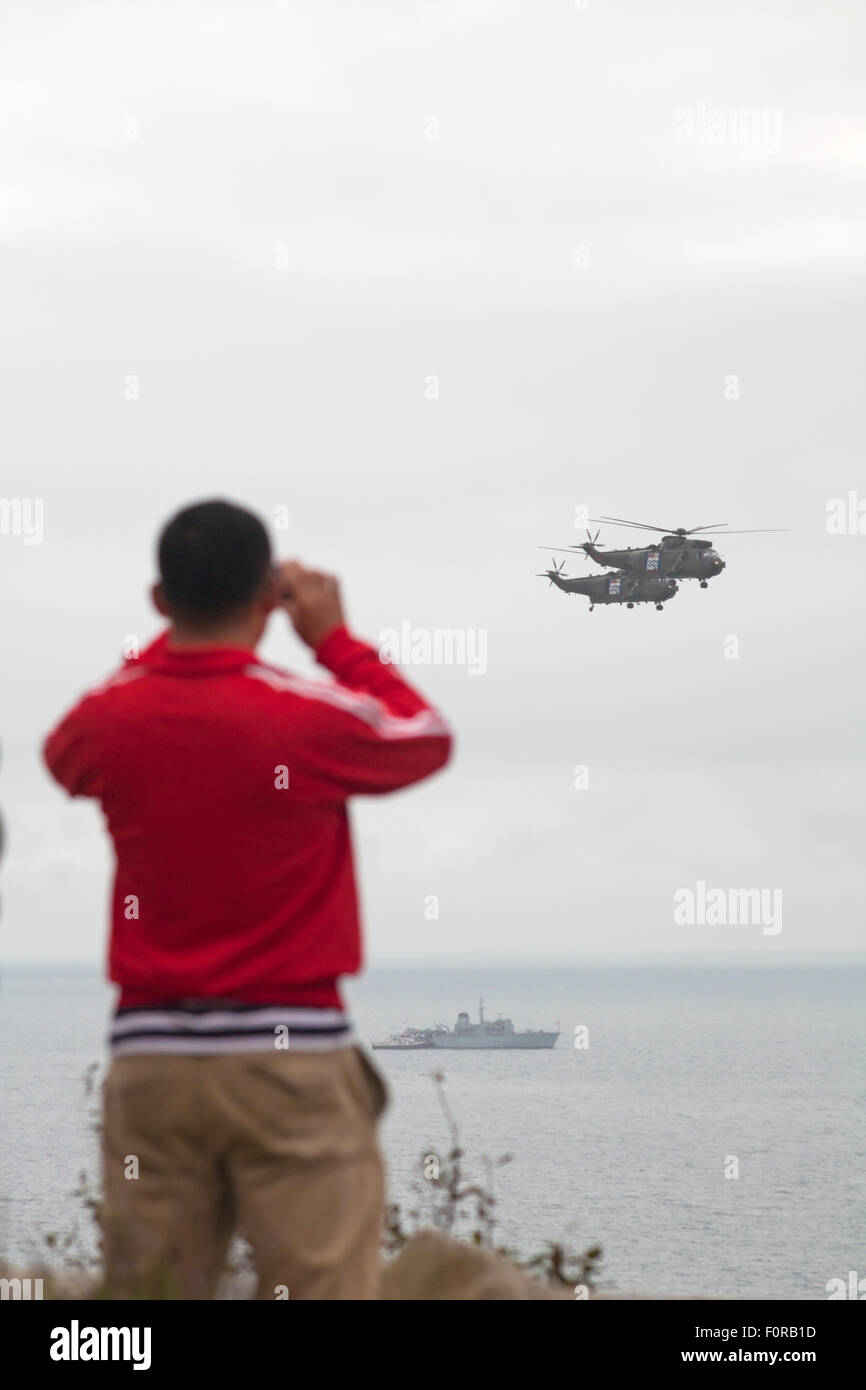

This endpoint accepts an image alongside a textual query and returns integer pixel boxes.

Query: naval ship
[372,999,559,1050]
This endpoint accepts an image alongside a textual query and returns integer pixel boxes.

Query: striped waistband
[110,1002,354,1057]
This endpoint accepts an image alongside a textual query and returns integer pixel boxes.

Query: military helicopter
[536,557,678,611]
[541,515,788,589]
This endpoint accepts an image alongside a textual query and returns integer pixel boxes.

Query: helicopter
[536,557,678,611]
[540,515,788,589]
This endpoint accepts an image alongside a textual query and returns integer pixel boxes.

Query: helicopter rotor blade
[597,515,719,537]
[592,515,676,533]
[587,517,790,538]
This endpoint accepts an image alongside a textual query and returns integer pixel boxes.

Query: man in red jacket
[43,499,452,1300]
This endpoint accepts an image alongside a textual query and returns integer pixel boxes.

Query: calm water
[1,962,863,1298]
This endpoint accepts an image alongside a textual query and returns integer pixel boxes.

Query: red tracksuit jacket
[43,626,452,1010]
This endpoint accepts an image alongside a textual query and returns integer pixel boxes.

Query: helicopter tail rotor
[535,557,568,586]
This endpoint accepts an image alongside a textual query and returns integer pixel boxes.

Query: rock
[379,1230,572,1300]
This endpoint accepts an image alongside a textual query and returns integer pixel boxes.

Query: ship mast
[479,996,484,1023]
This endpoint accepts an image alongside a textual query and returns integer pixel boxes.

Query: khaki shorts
[101,1045,387,1300]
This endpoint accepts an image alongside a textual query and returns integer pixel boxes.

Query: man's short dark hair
[158,500,272,621]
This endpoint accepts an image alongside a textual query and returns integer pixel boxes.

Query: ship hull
[431,1032,559,1050]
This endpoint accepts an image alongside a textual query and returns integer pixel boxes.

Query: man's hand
[274,560,345,650]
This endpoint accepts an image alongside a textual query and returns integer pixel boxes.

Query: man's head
[153,499,275,645]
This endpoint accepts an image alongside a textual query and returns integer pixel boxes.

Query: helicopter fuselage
[546,569,678,608]
[583,536,725,582]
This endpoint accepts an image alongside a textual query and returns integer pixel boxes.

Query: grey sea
[1,961,863,1299]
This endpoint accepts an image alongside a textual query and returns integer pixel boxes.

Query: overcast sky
[2,0,864,965]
